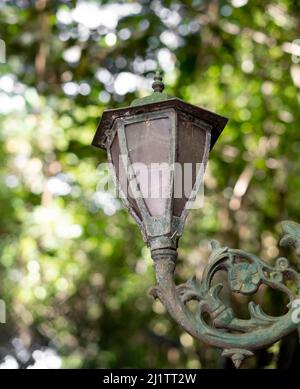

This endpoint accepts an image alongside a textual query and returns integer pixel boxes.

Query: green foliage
[0,0,300,368]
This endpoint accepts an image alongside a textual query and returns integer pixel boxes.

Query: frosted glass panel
[125,118,170,216]
[111,134,141,219]
[173,115,208,216]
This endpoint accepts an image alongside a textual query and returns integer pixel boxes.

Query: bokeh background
[0,0,300,369]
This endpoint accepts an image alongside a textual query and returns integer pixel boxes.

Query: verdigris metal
[150,221,300,368]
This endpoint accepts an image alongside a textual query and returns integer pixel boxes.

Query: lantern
[92,71,227,254]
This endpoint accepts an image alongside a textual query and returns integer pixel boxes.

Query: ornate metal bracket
[150,221,300,368]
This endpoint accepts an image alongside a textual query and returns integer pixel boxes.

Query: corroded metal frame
[92,99,227,151]
[107,109,177,246]
[119,109,176,240]
[105,108,214,252]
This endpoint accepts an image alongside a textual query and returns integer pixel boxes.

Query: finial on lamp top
[130,68,170,107]
[152,69,165,93]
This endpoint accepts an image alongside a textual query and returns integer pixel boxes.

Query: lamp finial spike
[152,68,164,93]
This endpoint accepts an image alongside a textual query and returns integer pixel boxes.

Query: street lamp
[92,71,300,368]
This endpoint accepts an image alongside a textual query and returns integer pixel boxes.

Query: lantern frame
[107,108,176,245]
[92,97,227,251]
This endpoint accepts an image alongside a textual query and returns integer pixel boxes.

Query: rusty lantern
[92,70,300,368]
[92,71,227,254]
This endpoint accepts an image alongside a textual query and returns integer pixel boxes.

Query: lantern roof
[92,70,228,151]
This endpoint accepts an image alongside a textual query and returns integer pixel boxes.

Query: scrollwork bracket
[150,221,300,368]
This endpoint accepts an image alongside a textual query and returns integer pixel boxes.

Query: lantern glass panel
[124,117,170,217]
[110,134,141,219]
[173,115,209,217]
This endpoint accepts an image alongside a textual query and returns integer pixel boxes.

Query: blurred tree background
[0,0,300,369]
